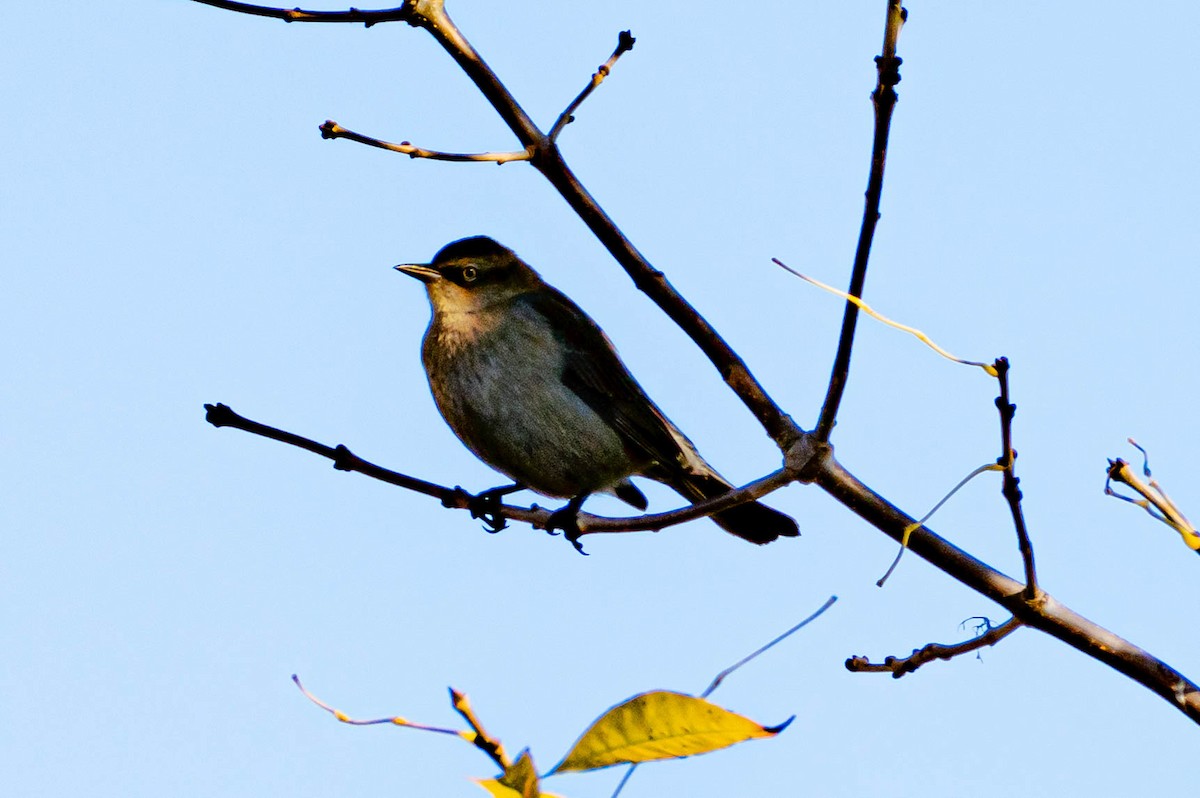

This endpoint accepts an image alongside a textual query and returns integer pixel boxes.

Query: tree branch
[409,3,803,450]
[815,456,1200,722]
[202,403,793,538]
[1106,441,1200,553]
[187,0,414,26]
[993,357,1040,598]
[190,0,1200,729]
[846,616,1023,677]
[319,120,531,163]
[548,30,636,142]
[814,0,907,442]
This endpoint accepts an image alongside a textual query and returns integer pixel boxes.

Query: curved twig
[319,121,531,163]
[845,616,1023,678]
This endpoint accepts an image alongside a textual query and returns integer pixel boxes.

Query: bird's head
[395,236,543,314]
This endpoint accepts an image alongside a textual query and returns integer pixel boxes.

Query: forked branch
[191,0,1200,727]
[188,0,801,450]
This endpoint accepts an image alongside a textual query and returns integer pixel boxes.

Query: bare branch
[194,0,1200,729]
[993,357,1040,599]
[815,456,1200,721]
[292,675,465,735]
[202,403,793,538]
[449,688,509,771]
[549,30,636,142]
[188,0,414,26]
[390,3,806,449]
[195,0,800,449]
[875,462,1002,588]
[319,121,530,163]
[702,596,838,698]
[814,0,907,442]
[1106,443,1200,553]
[774,258,995,374]
[845,616,1023,678]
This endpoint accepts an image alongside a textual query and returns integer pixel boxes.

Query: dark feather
[520,288,693,474]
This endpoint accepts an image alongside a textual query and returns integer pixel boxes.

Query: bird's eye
[461,266,478,282]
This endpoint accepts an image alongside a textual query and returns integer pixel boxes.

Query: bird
[395,236,799,545]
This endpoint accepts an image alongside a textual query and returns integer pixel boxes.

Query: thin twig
[319,121,531,164]
[845,616,1023,678]
[449,688,508,770]
[203,403,792,537]
[876,462,1002,588]
[993,358,1039,600]
[814,0,907,442]
[187,0,413,26]
[292,675,465,735]
[613,596,837,797]
[773,258,995,374]
[1105,441,1200,552]
[702,596,838,698]
[549,30,636,142]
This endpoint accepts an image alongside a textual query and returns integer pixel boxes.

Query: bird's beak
[394,263,440,283]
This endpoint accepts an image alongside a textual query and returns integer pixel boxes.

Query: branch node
[204,402,237,428]
[332,443,357,472]
[874,54,903,88]
[784,433,830,483]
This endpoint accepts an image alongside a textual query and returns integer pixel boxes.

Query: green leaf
[549,690,792,774]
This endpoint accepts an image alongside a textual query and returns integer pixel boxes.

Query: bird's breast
[420,303,635,497]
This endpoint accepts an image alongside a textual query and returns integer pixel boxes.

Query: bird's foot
[448,483,522,533]
[545,495,588,555]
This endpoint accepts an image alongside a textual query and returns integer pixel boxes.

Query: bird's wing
[519,288,703,476]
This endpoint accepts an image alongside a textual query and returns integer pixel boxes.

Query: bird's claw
[448,485,511,533]
[546,501,588,555]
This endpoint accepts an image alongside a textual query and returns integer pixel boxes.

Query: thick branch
[846,616,1023,677]
[815,456,1200,722]
[814,0,906,442]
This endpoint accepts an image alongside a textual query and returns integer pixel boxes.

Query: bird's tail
[669,470,799,545]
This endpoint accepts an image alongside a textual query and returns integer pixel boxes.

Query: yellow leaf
[549,690,792,774]
[474,749,563,798]
[474,778,525,798]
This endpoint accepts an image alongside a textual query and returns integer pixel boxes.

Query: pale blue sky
[4,2,1197,796]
